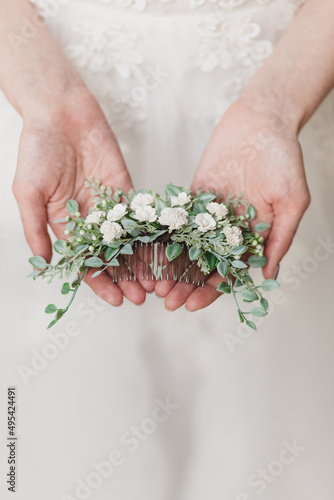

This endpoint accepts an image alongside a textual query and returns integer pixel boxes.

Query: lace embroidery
[188,13,273,123]
[66,17,147,134]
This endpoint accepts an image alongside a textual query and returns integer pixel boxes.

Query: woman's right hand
[13,87,155,306]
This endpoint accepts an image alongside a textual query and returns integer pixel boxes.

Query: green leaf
[47,319,57,330]
[196,192,216,204]
[108,259,119,266]
[248,255,268,268]
[246,204,256,221]
[45,304,58,314]
[155,198,168,216]
[246,320,257,331]
[189,247,204,261]
[137,236,151,243]
[120,244,133,255]
[149,230,167,242]
[260,297,269,311]
[106,241,122,249]
[53,218,68,223]
[231,245,248,255]
[74,244,89,255]
[29,256,48,270]
[262,279,280,291]
[92,269,104,278]
[130,228,141,237]
[166,243,183,261]
[234,278,243,288]
[105,247,119,262]
[54,240,69,255]
[56,309,64,321]
[205,252,217,271]
[192,200,206,214]
[238,310,245,323]
[84,256,104,268]
[121,218,138,229]
[66,199,79,215]
[232,260,248,269]
[66,221,76,232]
[250,307,268,317]
[217,281,231,294]
[217,261,229,278]
[61,282,71,295]
[165,184,183,197]
[241,289,258,302]
[254,222,271,232]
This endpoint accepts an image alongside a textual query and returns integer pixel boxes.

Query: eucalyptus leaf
[254,222,270,232]
[248,255,268,268]
[149,230,167,242]
[246,204,256,221]
[92,269,104,278]
[217,282,231,294]
[108,259,119,267]
[137,236,151,243]
[54,240,70,255]
[189,247,204,261]
[61,282,71,295]
[217,261,229,278]
[121,244,133,255]
[66,199,79,215]
[205,252,217,271]
[246,320,257,331]
[29,256,48,270]
[165,184,183,197]
[250,307,268,317]
[241,289,258,302]
[166,243,183,261]
[260,297,269,311]
[155,198,168,216]
[232,260,248,269]
[262,279,280,291]
[231,245,248,255]
[84,256,104,268]
[45,304,58,314]
[105,247,119,262]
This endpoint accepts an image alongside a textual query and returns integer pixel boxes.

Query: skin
[0,0,333,311]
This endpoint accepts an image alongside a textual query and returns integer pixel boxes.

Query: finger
[263,196,310,279]
[164,281,197,311]
[84,268,124,306]
[185,272,224,311]
[155,279,176,297]
[13,185,52,262]
[105,261,147,305]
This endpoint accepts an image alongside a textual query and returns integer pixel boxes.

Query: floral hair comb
[29,178,280,330]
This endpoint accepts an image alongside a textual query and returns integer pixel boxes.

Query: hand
[155,99,310,311]
[13,88,154,306]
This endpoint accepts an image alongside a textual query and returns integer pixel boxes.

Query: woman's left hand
[155,99,310,311]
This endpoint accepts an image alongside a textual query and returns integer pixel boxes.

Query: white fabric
[0,1,334,499]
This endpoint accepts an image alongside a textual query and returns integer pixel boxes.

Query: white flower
[135,206,157,222]
[224,226,244,247]
[130,193,156,210]
[158,207,188,230]
[100,221,123,244]
[195,213,216,232]
[85,210,105,225]
[206,202,229,220]
[107,204,127,221]
[170,192,192,207]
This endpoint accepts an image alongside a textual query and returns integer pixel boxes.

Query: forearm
[241,0,334,132]
[0,0,85,119]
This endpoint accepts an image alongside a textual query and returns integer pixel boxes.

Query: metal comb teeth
[109,242,206,286]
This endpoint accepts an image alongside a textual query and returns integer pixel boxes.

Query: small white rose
[107,204,127,221]
[195,212,216,232]
[135,206,157,222]
[130,193,156,210]
[158,207,188,230]
[100,221,123,244]
[223,226,243,247]
[85,210,106,225]
[206,202,228,219]
[170,192,192,207]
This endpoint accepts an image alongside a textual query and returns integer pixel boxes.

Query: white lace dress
[0,1,334,499]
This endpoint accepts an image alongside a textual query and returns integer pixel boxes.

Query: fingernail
[274,264,280,280]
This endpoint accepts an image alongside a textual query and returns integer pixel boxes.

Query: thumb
[263,197,310,279]
[13,185,52,263]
